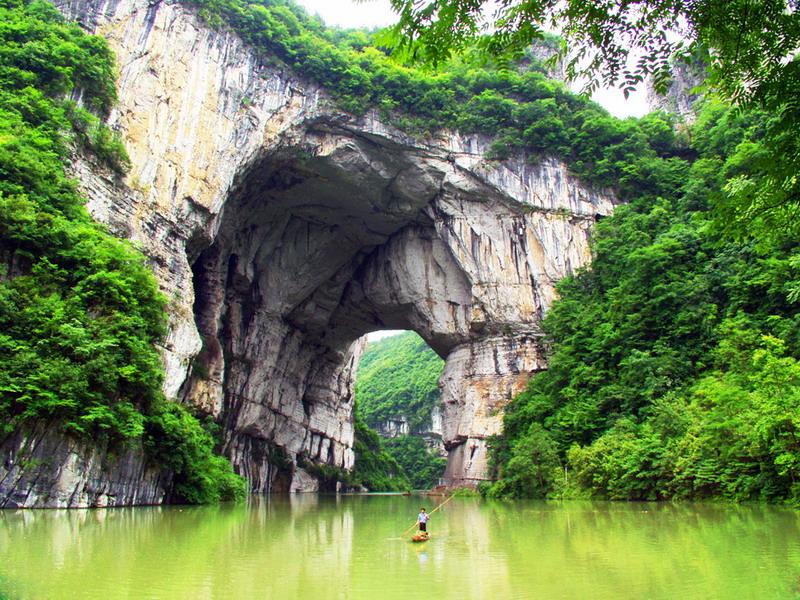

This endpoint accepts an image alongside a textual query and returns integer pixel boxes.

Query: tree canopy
[383,0,799,100]
[383,0,800,240]
[484,99,800,503]
[355,331,444,431]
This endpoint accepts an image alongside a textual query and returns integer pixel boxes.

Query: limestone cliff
[0,425,169,508]
[374,406,445,457]
[647,59,706,121]
[7,0,616,503]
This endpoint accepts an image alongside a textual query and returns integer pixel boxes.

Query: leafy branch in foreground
[381,0,800,241]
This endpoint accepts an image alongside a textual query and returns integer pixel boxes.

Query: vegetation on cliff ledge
[386,0,800,242]
[0,0,244,503]
[182,0,687,196]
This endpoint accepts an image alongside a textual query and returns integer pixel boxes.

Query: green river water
[1,495,799,599]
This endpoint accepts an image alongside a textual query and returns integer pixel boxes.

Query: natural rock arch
[181,124,608,491]
[51,0,618,497]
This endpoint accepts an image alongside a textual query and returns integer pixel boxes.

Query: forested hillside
[0,0,244,503]
[355,332,446,489]
[351,414,411,492]
[356,331,443,431]
[485,100,800,503]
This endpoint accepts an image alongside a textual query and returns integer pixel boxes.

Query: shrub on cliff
[144,402,247,503]
[0,0,160,443]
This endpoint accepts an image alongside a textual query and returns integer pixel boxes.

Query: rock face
[0,425,169,508]
[375,406,444,456]
[647,59,706,121]
[19,0,617,503]
[376,418,410,439]
[421,405,446,456]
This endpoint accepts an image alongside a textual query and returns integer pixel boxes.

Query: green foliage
[715,103,800,243]
[0,0,163,442]
[487,100,800,503]
[0,0,117,113]
[0,0,242,503]
[353,332,447,490]
[566,330,800,502]
[177,0,691,192]
[385,0,798,105]
[352,413,411,491]
[0,0,129,171]
[144,402,247,503]
[484,424,561,499]
[355,331,444,430]
[450,487,479,497]
[384,435,446,489]
[386,0,800,248]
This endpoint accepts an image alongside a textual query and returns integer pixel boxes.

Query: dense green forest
[485,100,800,503]
[0,0,244,503]
[351,413,411,492]
[356,331,443,431]
[384,435,447,490]
[354,332,446,490]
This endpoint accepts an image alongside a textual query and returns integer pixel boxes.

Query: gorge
[0,0,617,506]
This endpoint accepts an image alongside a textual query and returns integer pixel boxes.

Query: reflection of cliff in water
[2,498,800,599]
[0,496,358,599]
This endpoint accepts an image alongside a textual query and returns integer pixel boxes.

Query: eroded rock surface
[0,425,169,508]
[647,59,705,122]
[4,0,619,504]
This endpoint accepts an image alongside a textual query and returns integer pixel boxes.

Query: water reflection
[1,498,799,599]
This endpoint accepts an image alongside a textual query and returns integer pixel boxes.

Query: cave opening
[354,329,448,489]
[180,131,477,493]
[179,125,551,493]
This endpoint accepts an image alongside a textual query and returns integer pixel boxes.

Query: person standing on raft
[417,508,430,533]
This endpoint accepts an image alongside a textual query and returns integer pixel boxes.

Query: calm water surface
[1,496,799,599]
